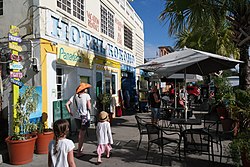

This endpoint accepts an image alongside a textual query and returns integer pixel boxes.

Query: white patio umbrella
[138,48,243,120]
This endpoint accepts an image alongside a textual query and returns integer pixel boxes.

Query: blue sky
[130,0,176,58]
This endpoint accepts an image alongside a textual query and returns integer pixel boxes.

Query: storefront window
[56,68,64,100]
[96,72,103,97]
[112,73,117,95]
[105,79,111,94]
[0,0,3,15]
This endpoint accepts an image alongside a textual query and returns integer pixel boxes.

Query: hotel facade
[0,0,144,133]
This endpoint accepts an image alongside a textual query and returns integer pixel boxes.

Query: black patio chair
[145,123,180,165]
[182,128,214,162]
[216,118,236,162]
[203,113,220,150]
[135,115,149,150]
[203,114,236,162]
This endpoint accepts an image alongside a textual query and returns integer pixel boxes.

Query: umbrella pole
[184,69,188,121]
[174,79,177,108]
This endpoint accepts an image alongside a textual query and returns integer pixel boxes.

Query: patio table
[170,118,202,132]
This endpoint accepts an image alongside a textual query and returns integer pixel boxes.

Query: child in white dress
[96,111,113,164]
[48,119,76,167]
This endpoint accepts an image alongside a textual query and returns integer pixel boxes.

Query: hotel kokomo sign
[57,44,95,69]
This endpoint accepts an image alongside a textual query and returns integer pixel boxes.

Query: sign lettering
[9,62,23,70]
[46,10,135,66]
[10,71,23,78]
[8,34,22,43]
[10,78,23,87]
[9,43,22,52]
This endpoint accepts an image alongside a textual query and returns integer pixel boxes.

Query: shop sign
[10,78,23,87]
[9,43,22,52]
[9,62,23,70]
[10,71,23,78]
[10,54,23,62]
[46,10,135,66]
[8,34,22,43]
[57,44,95,68]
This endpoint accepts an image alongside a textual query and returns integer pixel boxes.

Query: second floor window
[57,0,85,21]
[124,25,133,50]
[0,0,3,15]
[101,4,114,39]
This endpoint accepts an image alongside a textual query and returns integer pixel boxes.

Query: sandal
[107,152,112,158]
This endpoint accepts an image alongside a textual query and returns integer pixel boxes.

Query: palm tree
[160,0,250,90]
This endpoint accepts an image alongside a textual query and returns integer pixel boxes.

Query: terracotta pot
[5,134,37,165]
[36,131,54,154]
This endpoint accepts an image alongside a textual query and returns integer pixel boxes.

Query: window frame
[111,73,118,96]
[96,71,103,98]
[100,3,114,39]
[124,25,133,50]
[57,0,85,22]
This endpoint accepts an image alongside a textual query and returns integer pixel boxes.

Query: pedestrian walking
[96,111,113,164]
[48,119,76,167]
[65,82,92,158]
[148,86,161,124]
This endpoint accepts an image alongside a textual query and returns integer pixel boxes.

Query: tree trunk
[239,45,250,90]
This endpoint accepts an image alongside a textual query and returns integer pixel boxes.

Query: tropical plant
[37,112,52,133]
[12,86,39,140]
[229,89,250,166]
[97,93,112,112]
[159,0,250,90]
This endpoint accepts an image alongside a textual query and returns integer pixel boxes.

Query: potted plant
[98,93,113,123]
[35,112,54,154]
[229,89,250,167]
[5,86,39,165]
[210,75,234,119]
[98,93,112,111]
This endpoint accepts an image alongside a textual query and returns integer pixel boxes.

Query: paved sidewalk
[1,113,236,167]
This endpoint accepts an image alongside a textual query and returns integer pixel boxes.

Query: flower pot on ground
[5,86,39,165]
[35,112,54,154]
[36,131,54,154]
[5,134,37,165]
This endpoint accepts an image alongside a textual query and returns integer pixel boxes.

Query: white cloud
[144,42,159,58]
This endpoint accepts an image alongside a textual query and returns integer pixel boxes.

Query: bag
[81,115,90,127]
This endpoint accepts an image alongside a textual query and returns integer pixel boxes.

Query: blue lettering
[69,26,80,44]
[60,20,68,40]
[91,36,98,52]
[98,40,105,54]
[119,49,123,60]
[114,47,118,58]
[51,16,59,37]
[108,44,113,57]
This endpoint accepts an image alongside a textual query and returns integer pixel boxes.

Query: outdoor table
[170,118,202,132]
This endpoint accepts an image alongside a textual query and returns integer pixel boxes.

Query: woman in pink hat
[65,83,92,158]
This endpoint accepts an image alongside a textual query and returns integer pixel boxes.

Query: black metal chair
[203,114,236,162]
[181,128,214,162]
[135,115,148,150]
[216,118,236,162]
[145,123,180,165]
